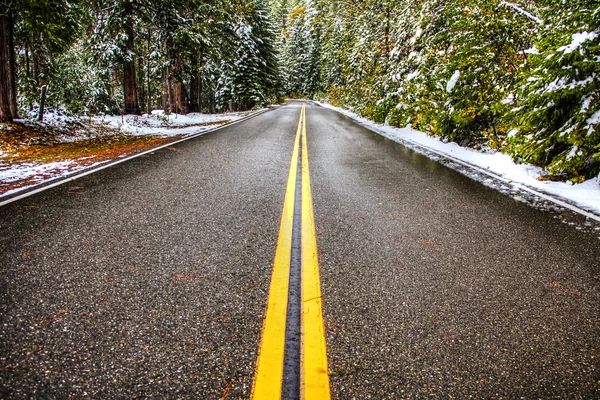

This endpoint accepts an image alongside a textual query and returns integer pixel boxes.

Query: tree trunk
[198,48,203,113]
[0,14,13,121]
[189,47,204,113]
[189,72,199,113]
[147,31,151,114]
[25,47,33,111]
[198,74,203,113]
[137,54,144,114]
[0,11,16,122]
[7,10,17,117]
[171,54,187,114]
[39,85,47,122]
[122,1,140,115]
[162,66,171,113]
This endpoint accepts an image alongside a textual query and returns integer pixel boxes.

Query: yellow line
[251,105,303,399]
[301,105,331,399]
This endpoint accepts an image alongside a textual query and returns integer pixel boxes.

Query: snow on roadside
[96,111,249,137]
[1,110,260,200]
[316,101,600,217]
[0,160,78,183]
[0,160,103,198]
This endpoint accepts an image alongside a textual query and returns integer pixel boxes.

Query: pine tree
[1,0,85,121]
[217,0,280,111]
[281,6,310,96]
[0,5,16,122]
[511,0,600,181]
[435,0,540,146]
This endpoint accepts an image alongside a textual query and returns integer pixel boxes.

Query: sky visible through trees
[0,0,598,180]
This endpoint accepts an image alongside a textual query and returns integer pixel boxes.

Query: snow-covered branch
[499,2,542,24]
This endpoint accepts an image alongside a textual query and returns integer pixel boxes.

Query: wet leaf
[546,282,581,296]
[221,379,234,399]
[173,273,205,285]
[37,310,68,329]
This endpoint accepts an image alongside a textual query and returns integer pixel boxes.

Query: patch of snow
[315,101,600,217]
[545,76,593,93]
[507,128,519,138]
[95,111,247,137]
[581,96,593,113]
[0,161,78,184]
[567,146,578,159]
[499,2,542,24]
[558,31,598,54]
[446,70,460,93]
[587,110,600,125]
[524,46,540,54]
[501,94,515,105]
[558,124,576,137]
[0,160,101,197]
[410,27,422,45]
[406,70,420,82]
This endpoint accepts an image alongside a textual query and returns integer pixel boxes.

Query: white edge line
[0,108,272,208]
[311,101,600,223]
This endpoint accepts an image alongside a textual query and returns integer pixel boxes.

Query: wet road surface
[1,102,599,398]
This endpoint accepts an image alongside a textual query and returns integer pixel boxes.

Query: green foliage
[8,0,600,181]
[14,0,90,114]
[279,5,321,98]
[13,0,281,116]
[216,0,281,110]
[510,0,600,180]
[278,0,599,181]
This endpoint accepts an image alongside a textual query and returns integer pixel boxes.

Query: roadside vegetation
[273,0,600,183]
[0,111,248,195]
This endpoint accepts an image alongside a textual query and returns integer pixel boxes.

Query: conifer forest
[0,0,599,181]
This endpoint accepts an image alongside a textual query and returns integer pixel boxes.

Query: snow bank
[0,160,79,184]
[0,160,99,198]
[96,111,248,137]
[315,101,600,216]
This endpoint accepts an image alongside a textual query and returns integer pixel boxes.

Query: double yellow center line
[252,104,330,399]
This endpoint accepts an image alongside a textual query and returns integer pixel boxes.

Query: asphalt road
[1,102,599,398]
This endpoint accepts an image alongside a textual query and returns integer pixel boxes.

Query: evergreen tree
[2,0,281,118]
[511,0,600,181]
[281,6,310,96]
[217,0,280,110]
[437,0,540,145]
[0,0,85,121]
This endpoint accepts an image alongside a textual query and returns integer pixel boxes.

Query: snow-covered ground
[96,110,250,137]
[0,110,257,200]
[1,160,102,186]
[316,101,600,219]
